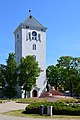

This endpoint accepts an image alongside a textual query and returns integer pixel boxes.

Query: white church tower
[14,15,47,98]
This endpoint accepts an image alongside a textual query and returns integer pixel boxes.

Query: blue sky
[0,0,80,66]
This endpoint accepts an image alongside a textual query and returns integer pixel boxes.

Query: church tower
[14,15,47,97]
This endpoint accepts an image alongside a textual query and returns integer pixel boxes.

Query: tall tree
[57,56,80,96]
[46,56,80,97]
[0,65,3,86]
[3,53,18,98]
[0,64,6,97]
[18,55,41,98]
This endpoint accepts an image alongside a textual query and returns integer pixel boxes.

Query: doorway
[32,90,37,97]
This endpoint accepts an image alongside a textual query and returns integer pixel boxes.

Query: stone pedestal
[47,106,53,116]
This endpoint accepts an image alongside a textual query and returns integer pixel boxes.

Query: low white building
[14,15,47,98]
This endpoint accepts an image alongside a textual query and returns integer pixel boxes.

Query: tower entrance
[32,90,37,97]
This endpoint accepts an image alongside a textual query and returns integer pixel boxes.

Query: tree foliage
[0,64,6,84]
[46,56,80,97]
[46,65,60,90]
[18,55,41,98]
[3,53,18,98]
[57,56,80,96]
[0,64,6,97]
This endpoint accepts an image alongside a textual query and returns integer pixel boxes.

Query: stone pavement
[0,101,79,120]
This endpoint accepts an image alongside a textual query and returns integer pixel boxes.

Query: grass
[3,109,80,119]
[0,99,9,103]
[14,98,47,104]
[1,97,80,119]
[0,97,79,104]
[57,97,78,103]
[15,97,80,104]
[0,98,47,104]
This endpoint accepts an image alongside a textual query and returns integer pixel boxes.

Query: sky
[0,0,80,66]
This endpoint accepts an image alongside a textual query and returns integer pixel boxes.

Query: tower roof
[14,15,47,33]
[22,15,46,29]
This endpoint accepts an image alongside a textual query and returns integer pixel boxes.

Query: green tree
[57,56,80,96]
[46,65,61,90]
[3,53,18,98]
[46,56,80,97]
[0,65,3,86]
[0,64,6,97]
[18,55,41,98]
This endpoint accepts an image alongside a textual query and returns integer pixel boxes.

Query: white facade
[14,15,47,98]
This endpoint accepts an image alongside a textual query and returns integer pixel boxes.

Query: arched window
[33,44,36,50]
[38,34,41,41]
[29,32,31,40]
[33,55,36,61]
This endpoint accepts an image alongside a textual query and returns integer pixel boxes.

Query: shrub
[25,102,53,114]
[25,101,80,115]
[0,100,3,103]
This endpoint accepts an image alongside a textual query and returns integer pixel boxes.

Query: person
[46,81,51,92]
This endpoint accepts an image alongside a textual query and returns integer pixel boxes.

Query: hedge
[25,101,80,115]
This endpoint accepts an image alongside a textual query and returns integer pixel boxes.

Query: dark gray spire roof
[14,15,47,33]
[22,15,46,29]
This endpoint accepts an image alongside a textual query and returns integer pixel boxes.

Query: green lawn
[0,97,79,104]
[3,109,80,119]
[0,98,47,104]
[13,98,47,104]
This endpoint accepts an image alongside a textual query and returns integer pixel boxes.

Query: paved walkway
[0,114,79,120]
[0,101,27,113]
[0,101,79,120]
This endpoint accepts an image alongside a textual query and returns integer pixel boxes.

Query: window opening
[33,44,36,50]
[17,34,19,39]
[32,31,37,40]
[38,34,41,41]
[29,32,31,40]
[33,55,36,61]
[26,26,29,29]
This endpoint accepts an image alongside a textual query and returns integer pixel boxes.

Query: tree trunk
[24,89,27,98]
[55,79,58,90]
[70,80,73,97]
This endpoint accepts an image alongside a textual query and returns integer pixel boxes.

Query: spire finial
[29,10,31,16]
[29,10,32,19]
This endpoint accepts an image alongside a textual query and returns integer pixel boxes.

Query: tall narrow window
[29,32,31,40]
[38,34,41,42]
[16,33,20,39]
[32,37,34,40]
[33,55,36,61]
[33,44,36,50]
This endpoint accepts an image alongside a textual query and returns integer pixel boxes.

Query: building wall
[15,28,22,64]
[14,22,46,97]
[21,28,46,92]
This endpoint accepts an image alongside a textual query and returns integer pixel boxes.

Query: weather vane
[29,10,31,16]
